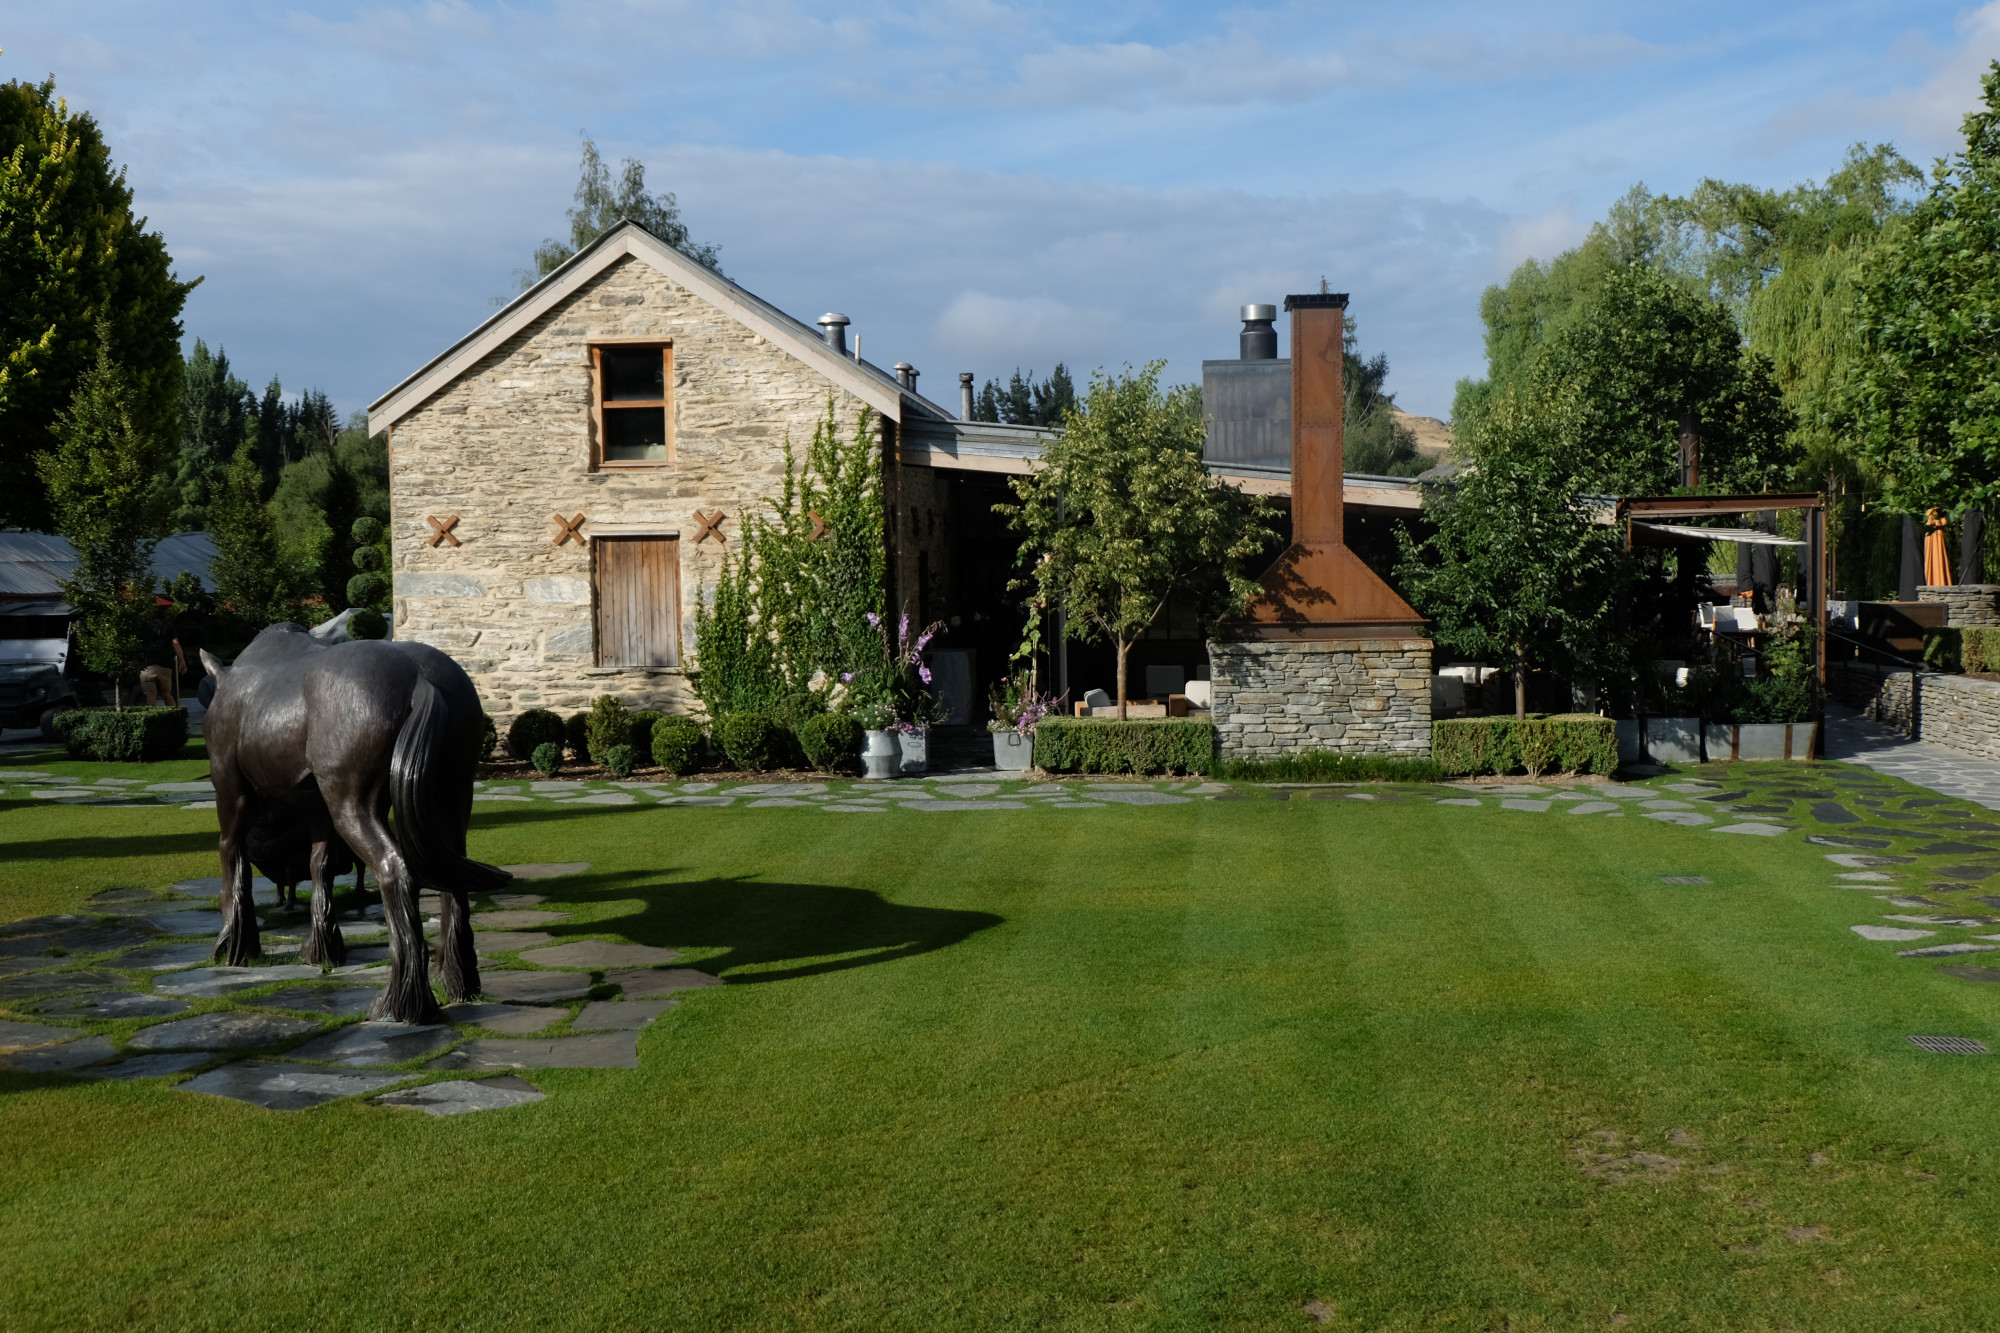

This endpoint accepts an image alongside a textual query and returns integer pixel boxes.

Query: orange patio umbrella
[1925,510,1953,587]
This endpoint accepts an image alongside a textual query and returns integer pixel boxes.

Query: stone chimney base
[1208,637,1433,760]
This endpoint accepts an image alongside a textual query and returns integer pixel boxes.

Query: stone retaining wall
[1919,584,2000,626]
[1831,663,2000,761]
[1207,637,1433,759]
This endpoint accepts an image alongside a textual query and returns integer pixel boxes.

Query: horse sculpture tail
[391,678,512,893]
[390,677,512,1003]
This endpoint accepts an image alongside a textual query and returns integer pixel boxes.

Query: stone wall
[1830,664,1917,732]
[388,255,882,725]
[1918,673,2000,762]
[1831,664,2000,761]
[1918,584,2000,626]
[1207,637,1433,759]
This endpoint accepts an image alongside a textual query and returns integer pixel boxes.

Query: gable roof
[369,219,951,431]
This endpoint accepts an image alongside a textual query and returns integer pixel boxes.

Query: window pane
[602,347,665,401]
[604,406,666,460]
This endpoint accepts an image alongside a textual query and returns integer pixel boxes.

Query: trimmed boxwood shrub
[798,712,863,773]
[1033,718,1215,775]
[1218,752,1444,783]
[603,744,637,779]
[650,716,705,775]
[1959,626,2000,674]
[629,709,664,751]
[52,707,188,762]
[584,694,631,765]
[507,708,565,761]
[530,742,563,776]
[719,712,781,771]
[1433,714,1617,777]
[564,711,589,760]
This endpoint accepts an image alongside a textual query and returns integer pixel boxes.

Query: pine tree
[36,332,168,706]
[169,339,249,532]
[208,438,286,628]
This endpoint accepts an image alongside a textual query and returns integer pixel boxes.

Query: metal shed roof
[0,531,217,600]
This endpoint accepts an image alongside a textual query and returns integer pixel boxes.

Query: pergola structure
[1617,492,1829,751]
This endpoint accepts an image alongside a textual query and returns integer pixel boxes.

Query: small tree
[1000,363,1279,718]
[37,334,168,708]
[207,438,287,629]
[1396,385,1628,719]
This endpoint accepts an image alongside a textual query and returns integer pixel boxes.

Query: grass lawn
[4,759,2000,1329]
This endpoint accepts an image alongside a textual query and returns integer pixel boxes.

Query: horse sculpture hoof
[301,921,347,967]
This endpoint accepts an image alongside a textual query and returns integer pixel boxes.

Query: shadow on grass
[496,868,1004,986]
[3,829,219,862]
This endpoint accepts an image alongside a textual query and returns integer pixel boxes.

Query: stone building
[367,219,1048,726]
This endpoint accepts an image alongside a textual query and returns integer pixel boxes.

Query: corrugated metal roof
[0,531,216,599]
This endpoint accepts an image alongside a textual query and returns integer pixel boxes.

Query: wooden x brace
[552,513,586,546]
[692,509,727,544]
[808,509,829,542]
[425,515,460,548]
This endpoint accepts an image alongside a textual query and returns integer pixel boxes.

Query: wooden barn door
[595,536,680,667]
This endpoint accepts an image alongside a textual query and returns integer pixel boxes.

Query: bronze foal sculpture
[201,624,510,1024]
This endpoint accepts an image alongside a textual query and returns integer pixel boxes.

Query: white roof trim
[368,221,905,431]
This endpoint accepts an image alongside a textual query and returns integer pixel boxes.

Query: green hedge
[52,707,188,762]
[1961,626,2000,675]
[1218,752,1444,783]
[797,713,862,773]
[1433,714,1618,777]
[1032,718,1215,775]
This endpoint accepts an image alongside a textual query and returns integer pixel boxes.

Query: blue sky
[9,2,2000,419]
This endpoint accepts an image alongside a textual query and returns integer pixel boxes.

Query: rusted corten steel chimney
[1227,292,1427,638]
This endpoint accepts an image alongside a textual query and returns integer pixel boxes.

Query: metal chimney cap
[958,372,975,384]
[816,312,851,327]
[1240,304,1277,322]
[893,362,914,372]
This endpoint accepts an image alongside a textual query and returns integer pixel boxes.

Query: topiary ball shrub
[629,709,664,752]
[346,571,389,606]
[530,742,563,777]
[584,694,632,765]
[797,712,863,773]
[346,608,388,640]
[479,712,498,762]
[508,708,566,761]
[351,544,385,573]
[564,711,589,760]
[651,715,705,775]
[719,712,780,771]
[351,516,384,545]
[603,744,637,779]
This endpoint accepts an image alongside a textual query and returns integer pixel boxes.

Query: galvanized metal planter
[1702,721,1818,761]
[991,729,1034,772]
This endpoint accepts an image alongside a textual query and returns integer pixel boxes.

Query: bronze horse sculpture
[201,624,510,1024]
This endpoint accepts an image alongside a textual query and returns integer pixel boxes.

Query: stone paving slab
[0,969,126,999]
[31,991,189,1019]
[1714,823,1791,836]
[1825,704,2000,811]
[444,1002,565,1035]
[0,1019,81,1052]
[287,1022,457,1067]
[175,1060,408,1110]
[82,1052,211,1080]
[3,1033,117,1072]
[135,910,223,936]
[478,971,595,1003]
[473,932,558,953]
[489,893,548,907]
[1898,942,2000,958]
[1,915,91,939]
[129,1012,323,1050]
[1937,964,2000,982]
[519,941,680,969]
[375,1075,546,1116]
[0,935,57,958]
[154,966,325,997]
[573,999,676,1029]
[257,986,382,1016]
[1852,925,1933,941]
[425,1030,639,1070]
[604,967,722,997]
[498,863,590,880]
[474,910,570,929]
[58,925,161,953]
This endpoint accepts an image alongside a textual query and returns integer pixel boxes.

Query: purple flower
[840,672,854,682]
[918,666,932,684]
[865,612,880,628]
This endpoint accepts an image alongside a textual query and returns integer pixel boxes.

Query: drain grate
[1661,876,1710,884]
[1908,1035,1992,1055]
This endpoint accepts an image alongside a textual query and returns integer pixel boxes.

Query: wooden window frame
[589,339,674,469]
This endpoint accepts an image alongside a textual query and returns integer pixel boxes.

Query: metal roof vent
[1239,304,1278,360]
[959,372,975,420]
[816,312,850,355]
[893,363,918,391]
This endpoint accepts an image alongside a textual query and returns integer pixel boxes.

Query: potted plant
[851,701,900,779]
[846,613,946,777]
[988,672,1061,772]
[1703,632,1817,760]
